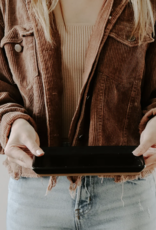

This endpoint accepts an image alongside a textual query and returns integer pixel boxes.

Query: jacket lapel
[68,0,129,143]
[82,0,129,90]
[73,0,130,120]
[82,0,113,86]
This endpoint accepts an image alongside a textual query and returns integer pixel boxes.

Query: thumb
[132,140,151,156]
[25,139,45,157]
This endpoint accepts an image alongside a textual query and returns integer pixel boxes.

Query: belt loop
[84,176,91,203]
[74,183,81,225]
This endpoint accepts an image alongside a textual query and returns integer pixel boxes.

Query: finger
[35,132,40,146]
[5,146,34,168]
[24,138,45,156]
[143,152,154,158]
[143,154,156,167]
[7,155,32,169]
[140,131,145,143]
[143,147,156,157]
[132,138,153,156]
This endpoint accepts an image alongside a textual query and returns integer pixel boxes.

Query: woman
[1,0,156,229]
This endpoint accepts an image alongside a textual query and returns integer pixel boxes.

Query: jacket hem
[3,157,156,199]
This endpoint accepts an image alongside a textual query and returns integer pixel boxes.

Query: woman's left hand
[132,116,156,171]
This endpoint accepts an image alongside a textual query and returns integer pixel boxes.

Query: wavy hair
[30,0,155,45]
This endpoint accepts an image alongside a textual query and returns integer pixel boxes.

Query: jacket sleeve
[0,10,37,155]
[138,22,156,134]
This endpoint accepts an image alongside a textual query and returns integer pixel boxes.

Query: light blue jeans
[6,172,156,230]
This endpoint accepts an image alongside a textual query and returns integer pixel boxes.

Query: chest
[54,0,105,24]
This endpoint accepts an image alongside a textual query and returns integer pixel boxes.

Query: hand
[132,116,156,171]
[4,118,45,169]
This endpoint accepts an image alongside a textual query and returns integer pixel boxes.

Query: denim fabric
[6,141,156,229]
[6,172,156,230]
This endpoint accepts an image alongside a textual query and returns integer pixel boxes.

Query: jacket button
[78,134,84,140]
[86,95,90,100]
[14,44,23,52]
[128,36,136,42]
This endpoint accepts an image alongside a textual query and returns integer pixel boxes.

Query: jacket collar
[78,0,129,101]
[26,0,129,86]
[24,0,130,90]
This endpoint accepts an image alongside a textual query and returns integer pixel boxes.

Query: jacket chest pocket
[0,25,38,89]
[109,21,154,47]
[98,21,155,85]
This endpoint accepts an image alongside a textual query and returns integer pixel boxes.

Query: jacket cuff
[0,111,38,154]
[139,108,156,134]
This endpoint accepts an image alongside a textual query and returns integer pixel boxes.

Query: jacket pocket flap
[109,22,154,47]
[0,26,34,48]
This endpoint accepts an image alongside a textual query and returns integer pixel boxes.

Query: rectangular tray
[32,146,145,176]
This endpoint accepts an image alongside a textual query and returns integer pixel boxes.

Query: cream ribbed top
[54,0,106,139]
[56,24,94,139]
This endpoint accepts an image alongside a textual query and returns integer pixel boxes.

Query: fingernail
[36,149,45,156]
[132,151,137,155]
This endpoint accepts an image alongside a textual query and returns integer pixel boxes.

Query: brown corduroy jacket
[0,0,156,197]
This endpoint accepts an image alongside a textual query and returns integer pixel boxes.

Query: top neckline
[53,0,106,26]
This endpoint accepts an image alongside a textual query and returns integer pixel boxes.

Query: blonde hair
[31,0,155,45]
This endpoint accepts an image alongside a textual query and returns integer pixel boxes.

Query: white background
[0,155,10,230]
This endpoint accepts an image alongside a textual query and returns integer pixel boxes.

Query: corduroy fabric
[0,0,156,197]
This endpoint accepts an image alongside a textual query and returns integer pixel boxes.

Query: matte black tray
[32,146,145,176]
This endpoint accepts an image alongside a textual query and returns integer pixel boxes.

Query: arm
[0,9,37,155]
[139,22,156,134]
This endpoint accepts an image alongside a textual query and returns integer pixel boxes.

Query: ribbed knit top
[56,23,94,139]
[53,0,106,140]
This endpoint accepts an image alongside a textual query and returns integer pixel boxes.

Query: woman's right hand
[4,118,45,169]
